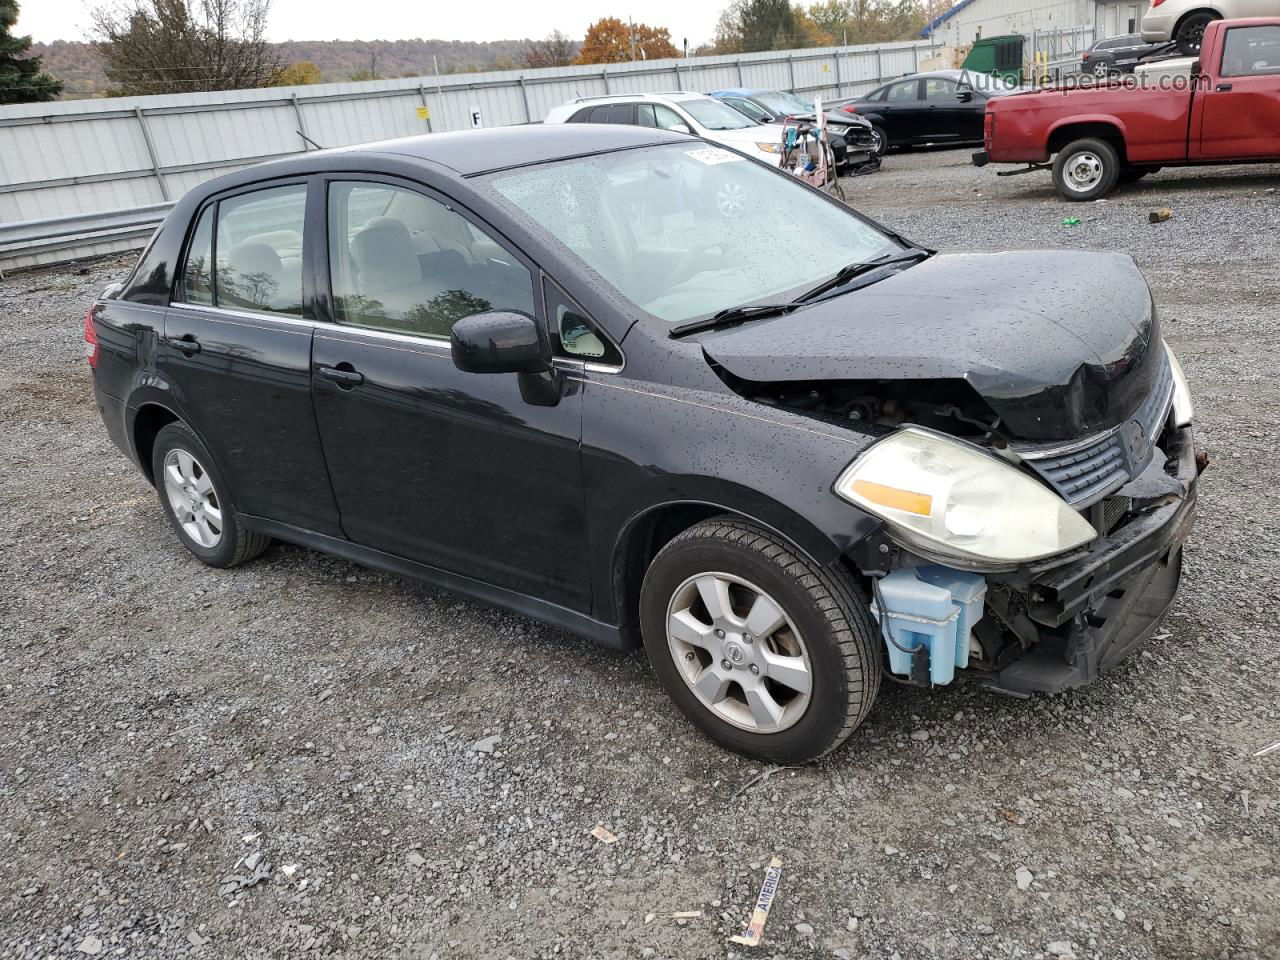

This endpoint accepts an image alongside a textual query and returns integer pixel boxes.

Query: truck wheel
[1052,137,1121,201]
[639,516,880,764]
[1175,11,1217,56]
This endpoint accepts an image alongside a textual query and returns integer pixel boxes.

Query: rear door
[1192,23,1280,160]
[161,179,341,535]
[880,79,926,143]
[308,176,591,609]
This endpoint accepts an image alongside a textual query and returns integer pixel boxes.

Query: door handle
[317,363,365,388]
[1216,83,1233,92]
[172,335,201,356]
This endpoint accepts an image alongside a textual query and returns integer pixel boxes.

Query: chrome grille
[1014,351,1175,508]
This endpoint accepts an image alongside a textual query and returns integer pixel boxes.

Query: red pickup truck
[973,18,1280,200]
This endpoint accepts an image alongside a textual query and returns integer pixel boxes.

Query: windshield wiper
[670,302,800,338]
[794,248,932,304]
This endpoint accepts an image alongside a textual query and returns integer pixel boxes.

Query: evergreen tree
[0,0,63,103]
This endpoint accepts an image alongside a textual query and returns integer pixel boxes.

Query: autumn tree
[0,0,63,103]
[91,0,280,95]
[808,0,924,44]
[275,59,321,85]
[574,17,678,64]
[524,30,576,68]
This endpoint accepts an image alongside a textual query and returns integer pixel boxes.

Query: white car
[1141,0,1280,53]
[543,93,783,165]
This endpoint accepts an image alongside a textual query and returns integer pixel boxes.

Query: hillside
[31,37,540,99]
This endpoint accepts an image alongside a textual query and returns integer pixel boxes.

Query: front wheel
[639,517,880,764]
[1175,11,1217,55]
[1052,137,1121,201]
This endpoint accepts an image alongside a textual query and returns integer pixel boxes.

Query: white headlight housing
[834,427,1097,567]
[755,142,782,154]
[1165,340,1193,427]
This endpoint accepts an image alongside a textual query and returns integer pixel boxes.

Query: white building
[922,0,1149,45]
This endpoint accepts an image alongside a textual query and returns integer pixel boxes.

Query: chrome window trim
[168,300,313,329]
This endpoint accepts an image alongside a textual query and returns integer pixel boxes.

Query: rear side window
[589,103,633,124]
[214,185,307,316]
[176,184,306,315]
[1221,24,1280,77]
[327,181,535,340]
[886,80,919,102]
[181,205,214,305]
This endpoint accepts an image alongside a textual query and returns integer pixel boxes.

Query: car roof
[344,124,686,176]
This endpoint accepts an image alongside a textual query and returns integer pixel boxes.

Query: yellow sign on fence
[416,106,430,120]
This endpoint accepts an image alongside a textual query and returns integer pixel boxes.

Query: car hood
[706,125,778,147]
[698,250,1160,441]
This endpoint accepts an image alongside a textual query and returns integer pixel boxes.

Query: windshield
[753,90,814,115]
[679,98,757,130]
[485,143,899,325]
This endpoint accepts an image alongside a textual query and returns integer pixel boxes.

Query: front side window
[924,78,959,100]
[327,181,535,339]
[726,97,771,122]
[181,205,214,305]
[545,278,622,365]
[486,143,898,326]
[1221,25,1280,77]
[679,98,756,130]
[754,90,813,115]
[652,104,689,131]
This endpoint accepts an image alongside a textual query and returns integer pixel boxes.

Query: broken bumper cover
[980,424,1202,696]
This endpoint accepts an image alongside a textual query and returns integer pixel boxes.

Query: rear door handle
[1216,83,1233,92]
[172,335,201,356]
[317,364,365,388]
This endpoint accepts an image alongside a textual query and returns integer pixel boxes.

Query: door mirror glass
[451,310,550,374]
[956,89,974,102]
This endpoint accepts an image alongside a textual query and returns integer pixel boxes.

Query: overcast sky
[16,0,722,47]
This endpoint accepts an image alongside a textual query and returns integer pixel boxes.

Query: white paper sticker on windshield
[686,146,743,165]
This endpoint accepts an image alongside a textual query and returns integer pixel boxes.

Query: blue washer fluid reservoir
[871,566,987,685]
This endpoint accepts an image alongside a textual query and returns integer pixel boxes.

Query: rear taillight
[984,111,995,147]
[1151,0,1166,6]
[84,307,99,368]
[1082,51,1091,60]
[842,104,859,114]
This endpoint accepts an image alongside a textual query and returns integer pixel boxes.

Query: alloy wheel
[163,448,223,548]
[665,572,813,733]
[715,180,747,218]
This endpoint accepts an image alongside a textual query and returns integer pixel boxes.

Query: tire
[151,421,270,568]
[639,516,880,764]
[1091,59,1112,77]
[1175,11,1217,56]
[868,123,888,157]
[1052,137,1121,201]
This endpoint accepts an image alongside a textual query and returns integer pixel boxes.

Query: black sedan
[837,69,1016,155]
[88,124,1200,763]
[1081,33,1167,76]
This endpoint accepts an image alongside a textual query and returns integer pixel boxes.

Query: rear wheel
[152,422,270,568]
[1175,11,1217,55]
[1052,137,1121,201]
[1091,59,1113,77]
[639,517,880,764]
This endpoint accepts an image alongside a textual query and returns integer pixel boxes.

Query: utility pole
[369,49,378,80]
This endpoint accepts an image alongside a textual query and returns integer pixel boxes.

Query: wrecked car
[87,124,1202,764]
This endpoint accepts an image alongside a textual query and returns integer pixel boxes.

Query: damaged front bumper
[855,423,1204,696]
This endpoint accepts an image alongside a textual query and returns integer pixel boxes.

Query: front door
[1193,23,1280,160]
[161,179,342,536]
[921,76,969,140]
[309,178,591,610]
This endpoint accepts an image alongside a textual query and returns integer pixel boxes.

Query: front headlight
[754,142,782,154]
[834,427,1097,567]
[1164,339,1193,427]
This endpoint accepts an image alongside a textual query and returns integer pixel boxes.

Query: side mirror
[956,89,974,102]
[451,310,550,375]
[1189,59,1201,78]
[669,122,693,135]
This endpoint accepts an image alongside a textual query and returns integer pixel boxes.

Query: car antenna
[297,130,325,151]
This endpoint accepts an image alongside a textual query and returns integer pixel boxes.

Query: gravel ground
[2,149,1278,960]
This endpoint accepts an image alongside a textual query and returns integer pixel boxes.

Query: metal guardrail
[0,203,171,274]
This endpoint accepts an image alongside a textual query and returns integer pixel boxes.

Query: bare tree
[523,30,577,69]
[91,0,280,95]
